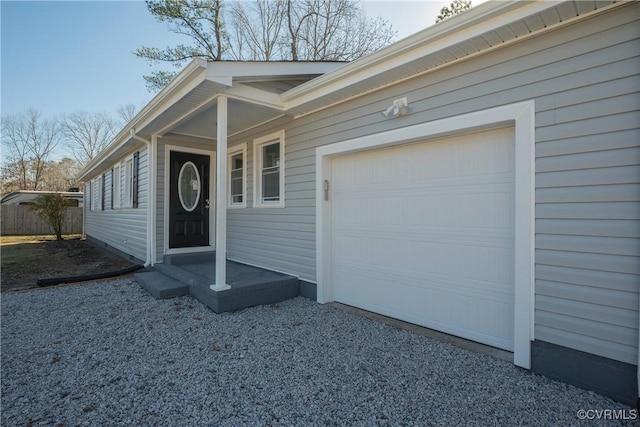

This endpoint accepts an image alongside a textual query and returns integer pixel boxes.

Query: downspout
[150,135,157,266]
[130,129,154,268]
[82,184,87,239]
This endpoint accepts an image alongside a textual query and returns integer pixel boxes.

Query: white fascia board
[78,59,209,181]
[224,83,286,110]
[282,0,563,111]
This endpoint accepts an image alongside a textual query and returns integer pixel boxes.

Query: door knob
[204,199,210,209]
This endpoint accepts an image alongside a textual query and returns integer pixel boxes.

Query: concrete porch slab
[138,252,300,313]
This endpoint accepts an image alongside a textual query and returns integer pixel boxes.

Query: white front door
[330,127,516,350]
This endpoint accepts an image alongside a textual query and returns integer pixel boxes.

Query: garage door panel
[456,244,514,285]
[335,187,514,229]
[406,132,513,180]
[335,260,514,304]
[339,174,514,196]
[330,127,516,351]
[333,266,514,350]
[335,230,513,283]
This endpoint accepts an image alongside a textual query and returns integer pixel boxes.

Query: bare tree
[0,160,28,193]
[229,0,286,60]
[60,112,116,167]
[116,104,138,126]
[293,0,395,61]
[1,108,61,190]
[136,0,396,91]
[42,158,81,191]
[285,0,315,61]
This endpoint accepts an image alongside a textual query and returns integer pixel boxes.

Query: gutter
[130,130,155,268]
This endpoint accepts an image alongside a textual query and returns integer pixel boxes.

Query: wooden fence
[1,205,83,235]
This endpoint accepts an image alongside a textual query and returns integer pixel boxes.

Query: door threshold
[165,246,214,255]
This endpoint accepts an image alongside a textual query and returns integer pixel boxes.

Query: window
[91,175,102,211]
[228,144,246,208]
[253,130,285,208]
[112,165,121,209]
[120,151,140,208]
[123,157,133,207]
[119,151,139,208]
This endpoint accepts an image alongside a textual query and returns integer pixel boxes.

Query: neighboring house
[0,190,84,207]
[78,1,639,406]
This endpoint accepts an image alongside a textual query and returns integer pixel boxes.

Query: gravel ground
[1,278,636,426]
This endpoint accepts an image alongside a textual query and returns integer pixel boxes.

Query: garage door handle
[324,180,329,201]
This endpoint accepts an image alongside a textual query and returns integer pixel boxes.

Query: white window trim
[122,155,134,208]
[113,164,121,209]
[227,143,247,209]
[253,130,285,208]
[316,100,535,370]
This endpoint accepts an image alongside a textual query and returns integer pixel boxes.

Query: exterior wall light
[382,97,409,118]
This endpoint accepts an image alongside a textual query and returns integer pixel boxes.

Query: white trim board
[316,100,535,369]
[163,145,216,255]
[227,143,248,209]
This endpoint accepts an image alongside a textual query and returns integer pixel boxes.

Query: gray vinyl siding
[156,134,216,262]
[85,147,148,262]
[226,4,639,365]
[226,117,317,278]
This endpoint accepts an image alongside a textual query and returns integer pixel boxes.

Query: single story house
[78,1,639,406]
[1,190,84,207]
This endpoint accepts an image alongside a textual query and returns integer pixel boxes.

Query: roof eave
[78,60,345,182]
[281,0,565,113]
[78,59,209,181]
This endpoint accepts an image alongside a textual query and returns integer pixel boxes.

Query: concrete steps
[134,270,189,299]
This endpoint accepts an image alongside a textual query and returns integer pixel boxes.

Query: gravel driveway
[1,278,635,426]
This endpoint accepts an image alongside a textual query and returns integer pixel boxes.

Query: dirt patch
[1,235,135,292]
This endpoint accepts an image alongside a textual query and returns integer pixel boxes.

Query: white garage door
[330,127,516,351]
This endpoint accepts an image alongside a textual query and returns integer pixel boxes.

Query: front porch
[135,253,299,313]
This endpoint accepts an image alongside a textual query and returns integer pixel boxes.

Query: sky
[1,1,472,129]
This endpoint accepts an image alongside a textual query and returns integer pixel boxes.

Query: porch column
[211,95,231,291]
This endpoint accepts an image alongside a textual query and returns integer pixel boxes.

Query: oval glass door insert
[178,161,201,212]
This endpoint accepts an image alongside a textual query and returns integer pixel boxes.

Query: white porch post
[211,95,231,291]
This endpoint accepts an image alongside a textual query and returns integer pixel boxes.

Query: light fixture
[381,97,409,118]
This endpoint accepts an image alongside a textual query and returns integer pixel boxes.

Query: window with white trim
[228,143,246,208]
[113,164,121,209]
[123,157,133,208]
[253,130,285,208]
[91,175,102,211]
